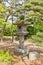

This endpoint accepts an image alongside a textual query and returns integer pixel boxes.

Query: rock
[29,52,39,60]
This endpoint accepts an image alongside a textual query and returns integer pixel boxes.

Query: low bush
[0,50,13,62]
[28,32,43,46]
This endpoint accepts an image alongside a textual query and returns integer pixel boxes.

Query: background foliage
[0,0,43,46]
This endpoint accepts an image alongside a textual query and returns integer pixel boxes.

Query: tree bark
[12,15,14,43]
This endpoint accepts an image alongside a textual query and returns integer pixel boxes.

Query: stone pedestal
[19,35,24,49]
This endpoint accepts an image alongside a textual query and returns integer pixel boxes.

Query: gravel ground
[13,55,43,65]
[0,37,43,65]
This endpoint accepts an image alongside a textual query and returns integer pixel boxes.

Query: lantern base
[14,47,29,57]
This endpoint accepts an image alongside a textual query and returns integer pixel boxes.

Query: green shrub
[3,28,11,36]
[28,32,43,46]
[27,26,36,35]
[3,25,17,36]
[37,32,43,38]
[0,50,13,62]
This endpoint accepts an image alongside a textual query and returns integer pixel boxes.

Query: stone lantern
[14,15,30,56]
[16,23,28,49]
[14,23,29,56]
[13,15,38,59]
